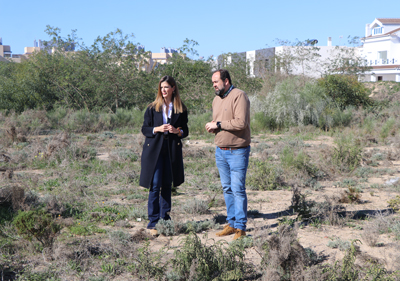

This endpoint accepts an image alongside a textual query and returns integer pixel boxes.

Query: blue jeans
[215,146,250,231]
[147,139,172,229]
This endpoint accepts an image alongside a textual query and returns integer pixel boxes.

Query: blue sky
[1,0,399,59]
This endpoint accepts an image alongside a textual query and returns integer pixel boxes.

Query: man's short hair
[213,69,232,85]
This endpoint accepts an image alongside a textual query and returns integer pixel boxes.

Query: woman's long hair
[150,75,186,113]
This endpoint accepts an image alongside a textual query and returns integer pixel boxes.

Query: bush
[318,74,373,110]
[333,134,362,172]
[188,111,212,135]
[254,77,354,130]
[172,232,247,281]
[13,209,62,248]
[155,219,217,236]
[180,198,209,215]
[247,159,283,190]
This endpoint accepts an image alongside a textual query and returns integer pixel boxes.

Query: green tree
[317,74,373,110]
[217,52,263,95]
[157,39,213,112]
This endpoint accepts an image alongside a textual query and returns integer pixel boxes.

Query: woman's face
[160,81,175,102]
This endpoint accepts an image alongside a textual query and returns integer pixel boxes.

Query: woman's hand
[167,125,180,135]
[155,124,169,133]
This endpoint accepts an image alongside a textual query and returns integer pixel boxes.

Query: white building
[218,39,354,79]
[360,18,400,82]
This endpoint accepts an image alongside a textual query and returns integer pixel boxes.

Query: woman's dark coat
[139,106,188,188]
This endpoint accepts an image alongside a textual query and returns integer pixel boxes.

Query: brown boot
[148,229,158,237]
[216,224,236,236]
[233,229,246,240]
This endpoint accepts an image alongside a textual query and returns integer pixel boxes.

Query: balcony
[367,58,398,66]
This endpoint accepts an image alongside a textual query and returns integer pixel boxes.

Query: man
[205,69,251,240]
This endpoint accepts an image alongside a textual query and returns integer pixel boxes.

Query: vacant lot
[1,82,400,280]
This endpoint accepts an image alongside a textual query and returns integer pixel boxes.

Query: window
[373,26,383,35]
[378,51,388,64]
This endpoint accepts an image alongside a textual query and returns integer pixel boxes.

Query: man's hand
[205,121,218,133]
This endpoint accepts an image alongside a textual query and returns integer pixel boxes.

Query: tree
[323,36,371,77]
[217,52,263,95]
[157,39,213,112]
[273,39,321,79]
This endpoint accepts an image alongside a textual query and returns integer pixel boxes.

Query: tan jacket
[212,88,251,148]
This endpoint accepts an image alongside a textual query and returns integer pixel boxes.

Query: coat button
[147,144,149,146]
[178,143,180,145]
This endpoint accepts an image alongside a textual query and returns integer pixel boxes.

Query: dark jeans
[147,139,172,229]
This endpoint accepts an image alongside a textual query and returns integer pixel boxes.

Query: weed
[134,241,166,281]
[380,118,396,140]
[260,224,311,280]
[339,187,362,204]
[128,206,148,220]
[327,237,351,251]
[180,198,209,215]
[323,240,361,280]
[278,217,297,227]
[339,186,361,203]
[247,159,284,190]
[126,192,147,201]
[68,223,106,236]
[155,219,177,236]
[333,134,362,172]
[362,222,380,247]
[388,195,400,212]
[172,232,247,281]
[155,219,218,236]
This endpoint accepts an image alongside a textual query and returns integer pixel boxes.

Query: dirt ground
[76,133,400,272]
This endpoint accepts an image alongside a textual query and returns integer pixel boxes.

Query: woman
[139,75,188,236]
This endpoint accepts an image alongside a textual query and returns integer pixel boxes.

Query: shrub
[261,78,333,129]
[188,111,212,135]
[69,223,106,236]
[327,238,351,251]
[388,195,400,212]
[250,111,277,132]
[134,241,167,281]
[172,232,247,281]
[13,209,62,248]
[281,146,321,178]
[362,222,380,247]
[339,187,362,204]
[260,225,311,280]
[247,159,283,190]
[333,134,362,172]
[318,74,373,110]
[380,118,396,140]
[180,198,209,215]
[155,219,218,236]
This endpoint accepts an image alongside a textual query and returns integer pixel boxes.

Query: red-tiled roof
[386,27,400,35]
[377,18,400,24]
[371,65,400,70]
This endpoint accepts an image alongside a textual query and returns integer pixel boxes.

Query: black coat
[139,106,188,188]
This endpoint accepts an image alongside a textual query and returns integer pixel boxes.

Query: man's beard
[215,87,225,97]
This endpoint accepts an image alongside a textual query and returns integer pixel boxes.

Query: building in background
[216,38,352,79]
[0,38,12,58]
[360,18,400,82]
[142,47,183,72]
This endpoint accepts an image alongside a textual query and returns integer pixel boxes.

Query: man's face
[212,72,228,96]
